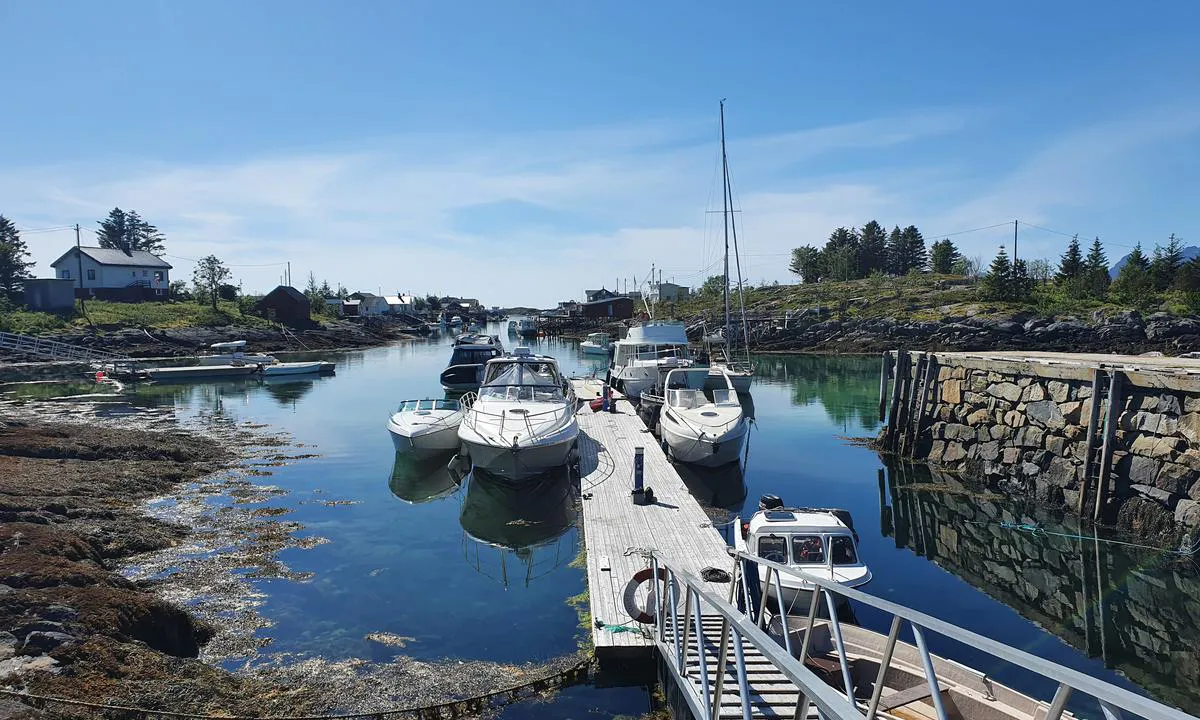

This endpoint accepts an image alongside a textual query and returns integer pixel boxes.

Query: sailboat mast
[720,99,731,345]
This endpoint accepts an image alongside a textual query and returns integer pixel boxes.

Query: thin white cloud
[3,105,1195,305]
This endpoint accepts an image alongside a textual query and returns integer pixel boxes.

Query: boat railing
[640,551,867,720]
[460,392,569,442]
[719,549,1196,720]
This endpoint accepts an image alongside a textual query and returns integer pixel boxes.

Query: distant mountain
[1109,245,1200,279]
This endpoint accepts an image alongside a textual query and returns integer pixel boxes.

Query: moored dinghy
[387,398,463,453]
[457,348,578,479]
[579,332,611,356]
[659,367,748,467]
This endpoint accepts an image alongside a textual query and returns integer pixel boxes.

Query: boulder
[0,632,16,662]
[1175,499,1200,531]
[978,441,1000,461]
[1026,401,1066,430]
[1180,413,1200,445]
[1130,483,1179,509]
[20,630,76,653]
[943,442,967,463]
[1046,381,1070,403]
[1156,462,1195,495]
[988,382,1023,402]
[941,379,962,404]
[1015,426,1045,448]
[1021,383,1046,402]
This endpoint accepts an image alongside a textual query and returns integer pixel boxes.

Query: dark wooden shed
[255,285,310,324]
[582,296,634,320]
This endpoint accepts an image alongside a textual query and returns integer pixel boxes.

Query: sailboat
[707,100,754,394]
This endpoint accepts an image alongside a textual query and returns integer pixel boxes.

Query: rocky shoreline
[693,309,1200,355]
[0,319,419,363]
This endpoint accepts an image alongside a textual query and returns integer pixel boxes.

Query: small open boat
[735,494,871,614]
[260,360,333,376]
[387,398,463,453]
[659,367,748,467]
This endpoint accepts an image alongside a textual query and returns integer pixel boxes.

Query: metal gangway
[0,331,140,372]
[644,549,1196,720]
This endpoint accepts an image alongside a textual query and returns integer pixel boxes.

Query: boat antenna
[719,99,731,346]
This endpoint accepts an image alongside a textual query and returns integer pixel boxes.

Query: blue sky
[2,1,1198,305]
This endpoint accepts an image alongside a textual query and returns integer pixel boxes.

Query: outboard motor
[758,494,784,511]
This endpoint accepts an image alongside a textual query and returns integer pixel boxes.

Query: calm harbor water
[45,326,1197,716]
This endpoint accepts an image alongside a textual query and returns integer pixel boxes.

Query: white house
[384,295,414,314]
[357,294,390,317]
[50,247,171,290]
[652,282,690,302]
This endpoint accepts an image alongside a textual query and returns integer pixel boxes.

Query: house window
[143,270,149,277]
[61,270,71,279]
[132,270,137,277]
[87,269,95,280]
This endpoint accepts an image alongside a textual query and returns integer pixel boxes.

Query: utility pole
[74,224,83,291]
[286,261,291,287]
[1013,220,1018,264]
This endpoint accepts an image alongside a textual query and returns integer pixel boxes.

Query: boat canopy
[624,322,688,344]
[480,360,564,401]
[210,340,247,350]
[449,347,502,365]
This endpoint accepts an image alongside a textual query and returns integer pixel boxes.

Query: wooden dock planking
[572,384,736,659]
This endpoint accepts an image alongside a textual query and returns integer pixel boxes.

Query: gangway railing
[0,331,139,369]
[649,548,1198,720]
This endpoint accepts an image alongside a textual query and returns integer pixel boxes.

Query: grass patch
[74,299,268,329]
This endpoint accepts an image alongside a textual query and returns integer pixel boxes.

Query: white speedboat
[457,348,578,480]
[450,315,463,326]
[198,340,277,366]
[579,332,611,356]
[659,367,748,467]
[387,398,463,453]
[607,321,700,398]
[440,335,504,392]
[735,495,871,614]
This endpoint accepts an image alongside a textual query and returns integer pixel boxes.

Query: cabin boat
[607,321,701,398]
[514,318,538,337]
[440,335,505,392]
[198,340,277,366]
[386,398,463,453]
[457,347,578,479]
[735,495,871,614]
[579,332,611,356]
[659,367,748,467]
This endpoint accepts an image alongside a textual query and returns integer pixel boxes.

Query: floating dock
[571,379,735,660]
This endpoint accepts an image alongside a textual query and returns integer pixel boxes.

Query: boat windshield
[757,536,787,563]
[790,535,825,564]
[480,362,564,402]
[398,399,459,412]
[449,348,499,365]
[830,535,858,565]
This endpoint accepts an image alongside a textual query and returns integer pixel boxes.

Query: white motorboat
[579,332,611,356]
[440,335,505,392]
[198,340,277,366]
[457,348,578,480]
[734,494,871,614]
[607,321,700,398]
[514,318,538,337]
[387,398,463,453]
[450,315,463,326]
[659,367,748,467]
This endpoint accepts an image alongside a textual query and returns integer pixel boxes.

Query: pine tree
[1055,235,1083,283]
[857,220,888,277]
[899,226,926,273]
[1175,257,1200,293]
[0,215,35,297]
[1083,237,1110,299]
[789,245,823,283]
[1110,242,1154,304]
[824,227,860,281]
[981,248,1013,300]
[885,226,905,275]
[1150,233,1184,291]
[96,208,130,252]
[929,238,961,274]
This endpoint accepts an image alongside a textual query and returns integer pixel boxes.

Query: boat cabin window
[830,535,857,565]
[791,535,825,564]
[480,361,564,402]
[757,536,787,563]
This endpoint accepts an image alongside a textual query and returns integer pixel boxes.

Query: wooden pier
[570,379,735,660]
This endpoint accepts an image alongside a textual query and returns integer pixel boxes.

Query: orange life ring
[622,567,677,624]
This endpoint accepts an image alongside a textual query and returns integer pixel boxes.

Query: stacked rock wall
[888,352,1200,539]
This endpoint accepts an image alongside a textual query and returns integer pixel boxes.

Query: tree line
[980,233,1194,305]
[787,221,970,283]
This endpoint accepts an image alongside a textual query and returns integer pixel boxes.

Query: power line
[162,253,288,268]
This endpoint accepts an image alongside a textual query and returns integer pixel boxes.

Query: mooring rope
[968,520,1200,556]
[0,654,592,720]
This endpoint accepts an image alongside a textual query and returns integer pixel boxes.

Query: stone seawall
[879,350,1200,541]
[881,462,1200,714]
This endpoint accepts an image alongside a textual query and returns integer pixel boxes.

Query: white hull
[460,434,576,479]
[661,418,747,466]
[198,353,277,366]
[580,343,608,356]
[388,422,462,453]
[261,361,328,376]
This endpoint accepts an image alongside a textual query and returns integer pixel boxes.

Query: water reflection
[880,461,1200,714]
[459,468,578,588]
[753,354,879,432]
[388,451,461,504]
